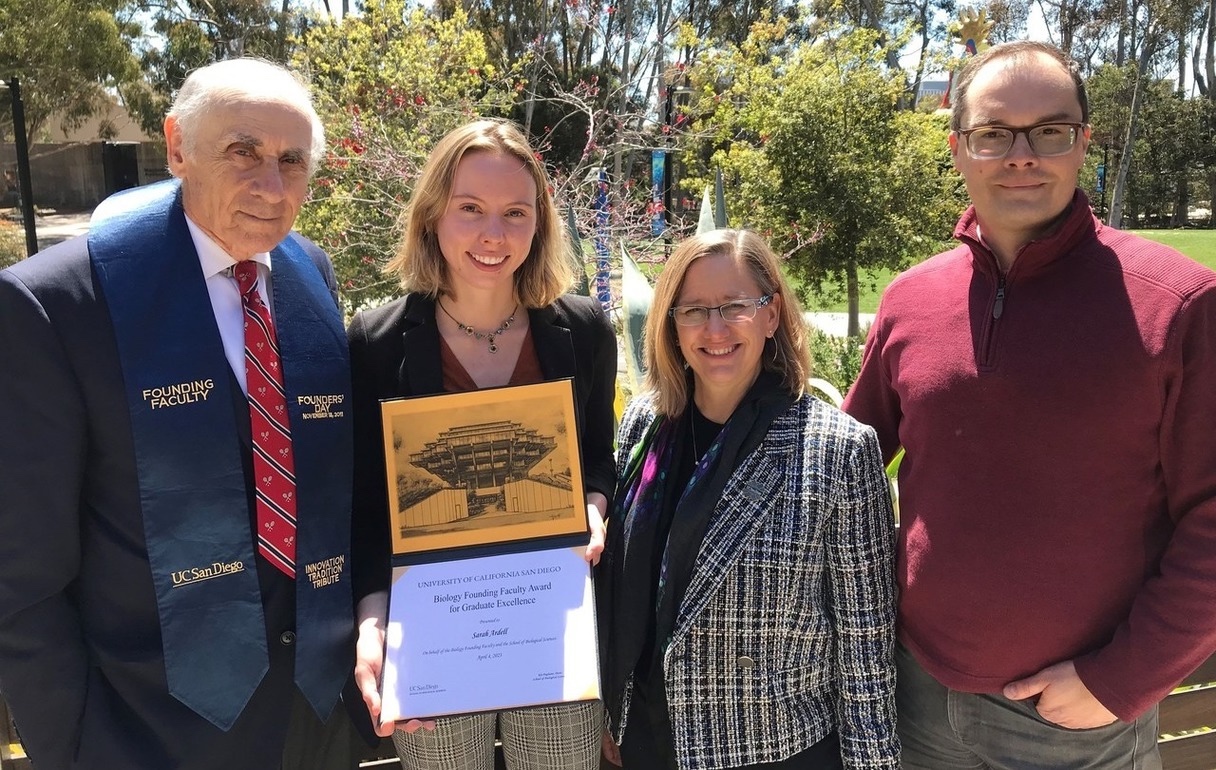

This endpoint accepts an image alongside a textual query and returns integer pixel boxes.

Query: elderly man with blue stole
[0,59,358,769]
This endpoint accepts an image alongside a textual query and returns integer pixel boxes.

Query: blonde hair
[644,229,811,418]
[385,119,573,307]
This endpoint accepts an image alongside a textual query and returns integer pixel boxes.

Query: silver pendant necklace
[438,301,518,354]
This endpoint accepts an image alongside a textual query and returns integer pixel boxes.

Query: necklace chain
[690,405,700,460]
[438,301,518,354]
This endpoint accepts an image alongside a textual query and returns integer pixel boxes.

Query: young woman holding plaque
[348,119,615,769]
[597,229,899,770]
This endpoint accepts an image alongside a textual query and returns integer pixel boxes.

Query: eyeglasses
[668,295,773,326]
[957,122,1086,159]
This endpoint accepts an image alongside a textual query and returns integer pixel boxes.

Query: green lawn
[800,266,900,316]
[1129,229,1216,271]
[610,229,1215,318]
[801,229,1216,316]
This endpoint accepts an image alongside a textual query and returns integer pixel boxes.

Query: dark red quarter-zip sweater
[843,191,1216,721]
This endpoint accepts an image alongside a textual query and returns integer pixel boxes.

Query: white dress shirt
[185,216,275,397]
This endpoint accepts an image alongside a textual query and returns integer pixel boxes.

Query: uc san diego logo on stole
[171,559,246,587]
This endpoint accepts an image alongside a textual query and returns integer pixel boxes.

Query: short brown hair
[385,119,573,307]
[951,41,1089,131]
[643,229,811,418]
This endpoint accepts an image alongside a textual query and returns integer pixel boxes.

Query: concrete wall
[1,142,170,210]
[503,479,573,513]
[402,488,468,530]
[50,101,156,144]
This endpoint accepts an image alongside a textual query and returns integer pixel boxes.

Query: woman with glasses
[598,229,899,769]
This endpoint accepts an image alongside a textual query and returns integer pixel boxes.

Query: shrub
[0,219,29,270]
[808,328,864,396]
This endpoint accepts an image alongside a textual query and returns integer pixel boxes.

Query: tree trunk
[1109,31,1156,229]
[1117,0,1128,65]
[575,25,593,71]
[1060,0,1075,55]
[1123,0,1133,60]
[612,0,634,200]
[1177,27,1187,94]
[276,0,290,61]
[1171,29,1188,228]
[847,257,861,338]
[911,0,930,105]
[1209,169,1216,228]
[1208,0,1216,92]
[1208,0,1216,228]
[1192,23,1207,95]
[560,3,572,81]
[522,0,547,135]
[1172,165,1190,227]
[599,0,618,76]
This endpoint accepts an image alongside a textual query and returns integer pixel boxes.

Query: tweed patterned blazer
[609,393,900,769]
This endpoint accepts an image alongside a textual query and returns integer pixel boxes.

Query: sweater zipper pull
[993,277,1006,320]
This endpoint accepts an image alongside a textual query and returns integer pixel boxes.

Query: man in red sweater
[843,40,1216,768]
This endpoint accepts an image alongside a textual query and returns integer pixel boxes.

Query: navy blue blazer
[0,198,345,769]
[346,292,618,603]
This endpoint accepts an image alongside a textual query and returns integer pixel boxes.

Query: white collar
[184,216,273,279]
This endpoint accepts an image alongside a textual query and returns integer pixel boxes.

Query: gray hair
[167,58,326,176]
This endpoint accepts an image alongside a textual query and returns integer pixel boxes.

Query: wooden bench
[0,693,31,770]
[1159,652,1216,770]
[3,654,1214,769]
[353,656,1216,769]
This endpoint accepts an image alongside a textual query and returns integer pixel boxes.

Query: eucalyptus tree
[0,0,141,141]
[684,19,964,336]
[291,0,519,310]
[122,0,306,137]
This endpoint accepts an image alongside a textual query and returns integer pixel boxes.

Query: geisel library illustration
[403,420,573,532]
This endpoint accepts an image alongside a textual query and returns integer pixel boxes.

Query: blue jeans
[896,644,1162,770]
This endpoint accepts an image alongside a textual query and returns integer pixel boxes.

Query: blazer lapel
[669,436,790,643]
[529,304,576,380]
[398,294,444,396]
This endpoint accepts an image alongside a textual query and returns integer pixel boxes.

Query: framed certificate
[378,545,600,723]
[376,379,600,722]
[379,380,588,556]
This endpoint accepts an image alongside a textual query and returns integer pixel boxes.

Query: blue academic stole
[88,180,353,730]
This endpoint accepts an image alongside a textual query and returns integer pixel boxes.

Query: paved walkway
[2,208,92,251]
[805,311,875,338]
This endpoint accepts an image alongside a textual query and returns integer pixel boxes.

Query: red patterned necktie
[234,261,296,578]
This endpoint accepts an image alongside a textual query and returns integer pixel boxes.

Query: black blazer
[347,292,618,602]
[0,226,341,770]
